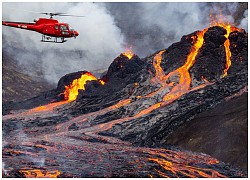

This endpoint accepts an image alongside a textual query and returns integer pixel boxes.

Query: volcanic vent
[2,23,248,178]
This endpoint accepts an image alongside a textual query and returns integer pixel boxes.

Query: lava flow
[147,149,226,178]
[216,24,240,77]
[162,29,208,102]
[19,169,61,178]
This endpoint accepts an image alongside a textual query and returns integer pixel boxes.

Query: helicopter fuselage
[2,18,79,40]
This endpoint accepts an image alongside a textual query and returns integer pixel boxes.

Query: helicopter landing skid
[41,35,67,43]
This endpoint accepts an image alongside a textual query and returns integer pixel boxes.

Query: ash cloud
[2,2,247,84]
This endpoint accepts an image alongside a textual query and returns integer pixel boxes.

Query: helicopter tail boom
[2,21,37,31]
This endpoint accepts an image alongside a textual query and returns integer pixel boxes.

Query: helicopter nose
[74,31,79,36]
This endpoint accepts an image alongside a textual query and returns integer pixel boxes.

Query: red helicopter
[2,12,84,43]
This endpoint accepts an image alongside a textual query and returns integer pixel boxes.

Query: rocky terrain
[2,24,248,177]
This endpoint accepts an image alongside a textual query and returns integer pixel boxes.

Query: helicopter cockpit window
[60,25,69,35]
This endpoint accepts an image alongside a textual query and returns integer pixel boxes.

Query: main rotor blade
[40,12,85,17]
[41,12,66,15]
[56,14,85,17]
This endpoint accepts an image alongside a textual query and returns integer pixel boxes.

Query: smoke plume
[239,9,248,31]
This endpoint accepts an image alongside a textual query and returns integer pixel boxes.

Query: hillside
[2,52,53,103]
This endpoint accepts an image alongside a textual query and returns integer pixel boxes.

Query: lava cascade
[64,72,98,101]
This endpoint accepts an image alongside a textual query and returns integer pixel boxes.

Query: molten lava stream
[2,101,69,120]
[147,149,227,178]
[152,50,166,84]
[144,50,167,98]
[210,20,241,77]
[26,101,69,114]
[19,169,60,178]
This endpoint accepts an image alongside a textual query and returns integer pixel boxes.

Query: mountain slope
[2,53,53,103]
[165,92,247,170]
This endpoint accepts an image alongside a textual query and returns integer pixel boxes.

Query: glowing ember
[99,79,105,85]
[122,49,134,60]
[64,72,98,101]
[19,169,60,178]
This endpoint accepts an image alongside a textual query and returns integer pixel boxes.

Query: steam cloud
[2,2,248,84]
[239,9,248,31]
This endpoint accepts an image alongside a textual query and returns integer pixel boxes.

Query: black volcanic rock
[229,30,248,73]
[103,54,145,80]
[203,26,227,45]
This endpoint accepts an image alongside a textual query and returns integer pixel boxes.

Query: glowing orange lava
[26,101,69,114]
[122,49,134,60]
[19,169,60,178]
[153,50,166,84]
[147,149,226,178]
[64,72,98,101]
[99,79,105,85]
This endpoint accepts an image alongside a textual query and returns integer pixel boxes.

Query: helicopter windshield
[68,25,74,31]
